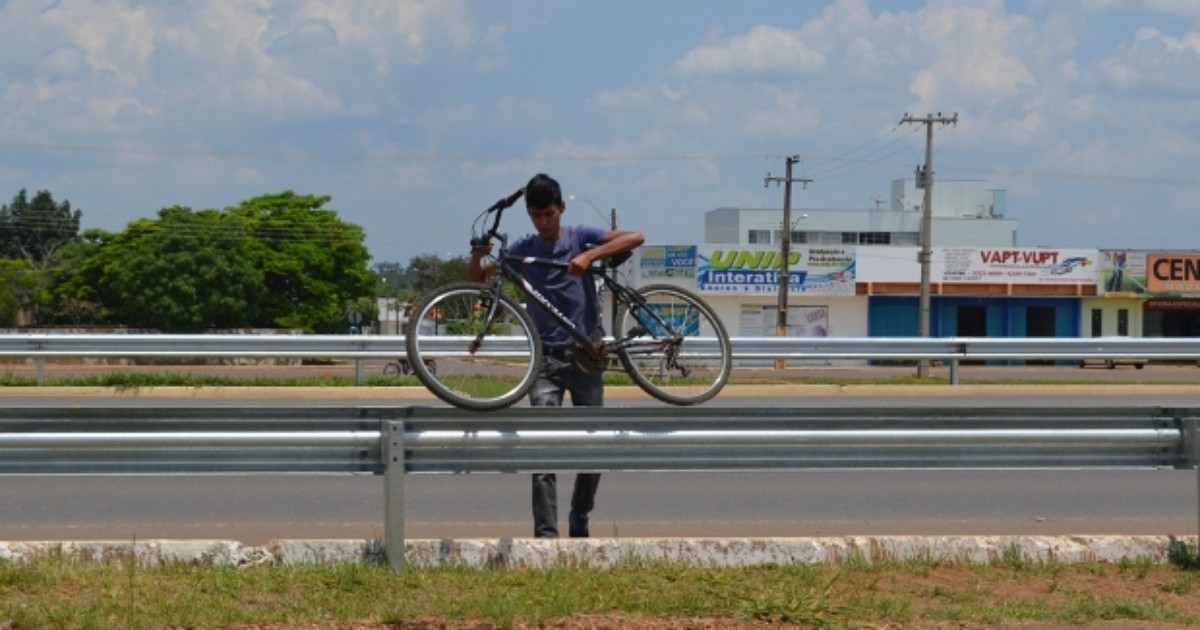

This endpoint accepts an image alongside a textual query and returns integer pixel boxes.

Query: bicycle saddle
[605,251,632,268]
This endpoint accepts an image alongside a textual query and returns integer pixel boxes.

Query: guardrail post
[382,420,406,571]
[948,359,959,386]
[1184,417,1200,552]
[36,357,45,386]
[355,359,365,386]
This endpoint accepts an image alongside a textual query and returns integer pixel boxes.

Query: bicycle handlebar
[471,187,525,249]
[487,187,525,213]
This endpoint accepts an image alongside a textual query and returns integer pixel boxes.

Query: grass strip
[2,555,1198,629]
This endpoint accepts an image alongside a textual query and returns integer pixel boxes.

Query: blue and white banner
[696,246,856,296]
[639,245,697,279]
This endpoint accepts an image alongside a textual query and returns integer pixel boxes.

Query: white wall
[701,294,871,366]
[1080,298,1143,337]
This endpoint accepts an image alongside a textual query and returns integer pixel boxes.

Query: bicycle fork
[467,285,503,355]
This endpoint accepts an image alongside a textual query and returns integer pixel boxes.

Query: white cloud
[0,0,480,139]
[673,25,826,76]
[2,1,1199,261]
[590,85,673,111]
[1101,27,1200,93]
[1138,0,1200,18]
[267,18,340,55]
[741,88,823,139]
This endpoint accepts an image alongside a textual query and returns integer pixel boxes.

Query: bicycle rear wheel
[613,284,732,405]
[406,282,542,411]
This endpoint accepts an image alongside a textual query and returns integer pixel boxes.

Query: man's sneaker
[568,511,589,538]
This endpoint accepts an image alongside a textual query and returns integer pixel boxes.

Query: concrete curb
[0,536,1181,568]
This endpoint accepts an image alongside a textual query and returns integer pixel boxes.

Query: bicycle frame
[405,189,730,410]
[474,207,680,361]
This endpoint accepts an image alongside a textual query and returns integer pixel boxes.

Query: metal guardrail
[1,405,1197,569]
[3,333,1200,385]
[3,333,1200,360]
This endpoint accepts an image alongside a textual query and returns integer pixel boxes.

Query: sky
[1,0,1198,266]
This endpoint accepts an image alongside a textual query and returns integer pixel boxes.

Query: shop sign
[937,247,1097,284]
[1147,255,1200,294]
[639,245,696,279]
[1100,250,1147,296]
[1145,299,1200,310]
[696,246,856,296]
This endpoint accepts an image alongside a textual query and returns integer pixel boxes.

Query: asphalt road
[1,381,1198,542]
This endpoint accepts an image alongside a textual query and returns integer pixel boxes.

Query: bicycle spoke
[406,283,541,410]
[614,285,731,405]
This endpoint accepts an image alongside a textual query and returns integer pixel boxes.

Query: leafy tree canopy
[45,192,374,333]
[0,189,81,266]
[88,207,264,332]
[230,192,375,333]
[0,258,40,327]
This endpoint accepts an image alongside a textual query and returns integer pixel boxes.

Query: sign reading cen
[1147,255,1200,294]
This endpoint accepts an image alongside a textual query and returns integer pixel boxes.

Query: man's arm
[567,229,645,275]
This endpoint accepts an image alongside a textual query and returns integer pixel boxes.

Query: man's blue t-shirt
[508,225,607,349]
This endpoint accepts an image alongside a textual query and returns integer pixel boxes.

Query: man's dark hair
[525,173,563,209]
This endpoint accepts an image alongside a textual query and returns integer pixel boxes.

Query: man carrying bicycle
[468,172,644,539]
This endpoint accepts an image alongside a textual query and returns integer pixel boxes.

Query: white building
[705,179,1016,248]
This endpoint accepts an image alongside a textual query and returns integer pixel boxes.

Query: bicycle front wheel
[406,282,542,411]
[613,284,732,405]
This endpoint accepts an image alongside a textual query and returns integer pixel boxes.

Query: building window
[837,231,895,245]
[859,232,891,245]
[815,231,841,245]
[772,228,811,243]
[748,229,771,244]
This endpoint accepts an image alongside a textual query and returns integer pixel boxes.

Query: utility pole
[900,112,958,378]
[764,155,812,370]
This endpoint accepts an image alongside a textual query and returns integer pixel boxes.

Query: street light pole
[764,156,812,370]
[567,194,617,229]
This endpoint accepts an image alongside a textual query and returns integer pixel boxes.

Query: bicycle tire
[406,282,542,411]
[382,362,402,376]
[613,284,732,405]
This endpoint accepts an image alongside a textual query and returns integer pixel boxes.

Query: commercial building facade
[634,180,1197,348]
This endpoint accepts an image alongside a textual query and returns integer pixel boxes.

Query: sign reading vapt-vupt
[696,246,856,296]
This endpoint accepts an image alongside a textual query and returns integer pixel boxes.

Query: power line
[799,127,925,182]
[3,138,1199,188]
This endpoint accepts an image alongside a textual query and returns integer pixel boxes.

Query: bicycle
[404,187,732,411]
[382,357,436,376]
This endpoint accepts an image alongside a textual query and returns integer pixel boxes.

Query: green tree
[406,254,468,297]
[43,230,114,326]
[0,189,82,267]
[231,192,374,333]
[372,261,405,296]
[0,258,40,327]
[89,208,264,332]
[40,192,374,332]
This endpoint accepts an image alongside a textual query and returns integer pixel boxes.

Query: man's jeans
[530,349,603,538]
